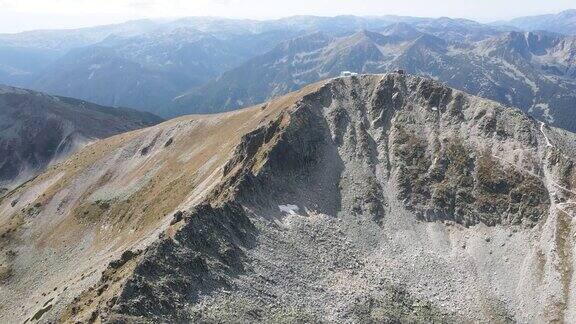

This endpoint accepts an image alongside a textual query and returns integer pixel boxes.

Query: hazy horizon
[0,0,574,33]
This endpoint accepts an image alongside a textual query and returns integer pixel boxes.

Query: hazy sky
[0,0,574,33]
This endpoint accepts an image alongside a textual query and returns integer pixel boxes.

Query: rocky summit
[1,74,575,323]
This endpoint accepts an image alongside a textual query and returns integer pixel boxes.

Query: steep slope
[2,74,575,323]
[172,29,576,133]
[0,85,162,191]
[0,82,325,323]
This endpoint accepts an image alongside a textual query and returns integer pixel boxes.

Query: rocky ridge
[1,74,575,323]
[0,85,162,191]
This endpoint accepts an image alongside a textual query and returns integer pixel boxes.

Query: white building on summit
[340,71,358,77]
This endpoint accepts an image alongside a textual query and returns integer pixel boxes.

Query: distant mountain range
[0,85,162,191]
[26,28,299,112]
[0,11,574,131]
[172,27,576,132]
[495,9,576,35]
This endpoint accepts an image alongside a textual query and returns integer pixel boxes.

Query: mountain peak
[4,73,574,323]
[350,29,387,42]
[406,33,447,52]
[480,30,562,57]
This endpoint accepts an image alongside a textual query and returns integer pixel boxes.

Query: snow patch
[279,204,299,215]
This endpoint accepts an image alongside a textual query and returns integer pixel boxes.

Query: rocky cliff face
[1,74,575,323]
[0,85,162,191]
